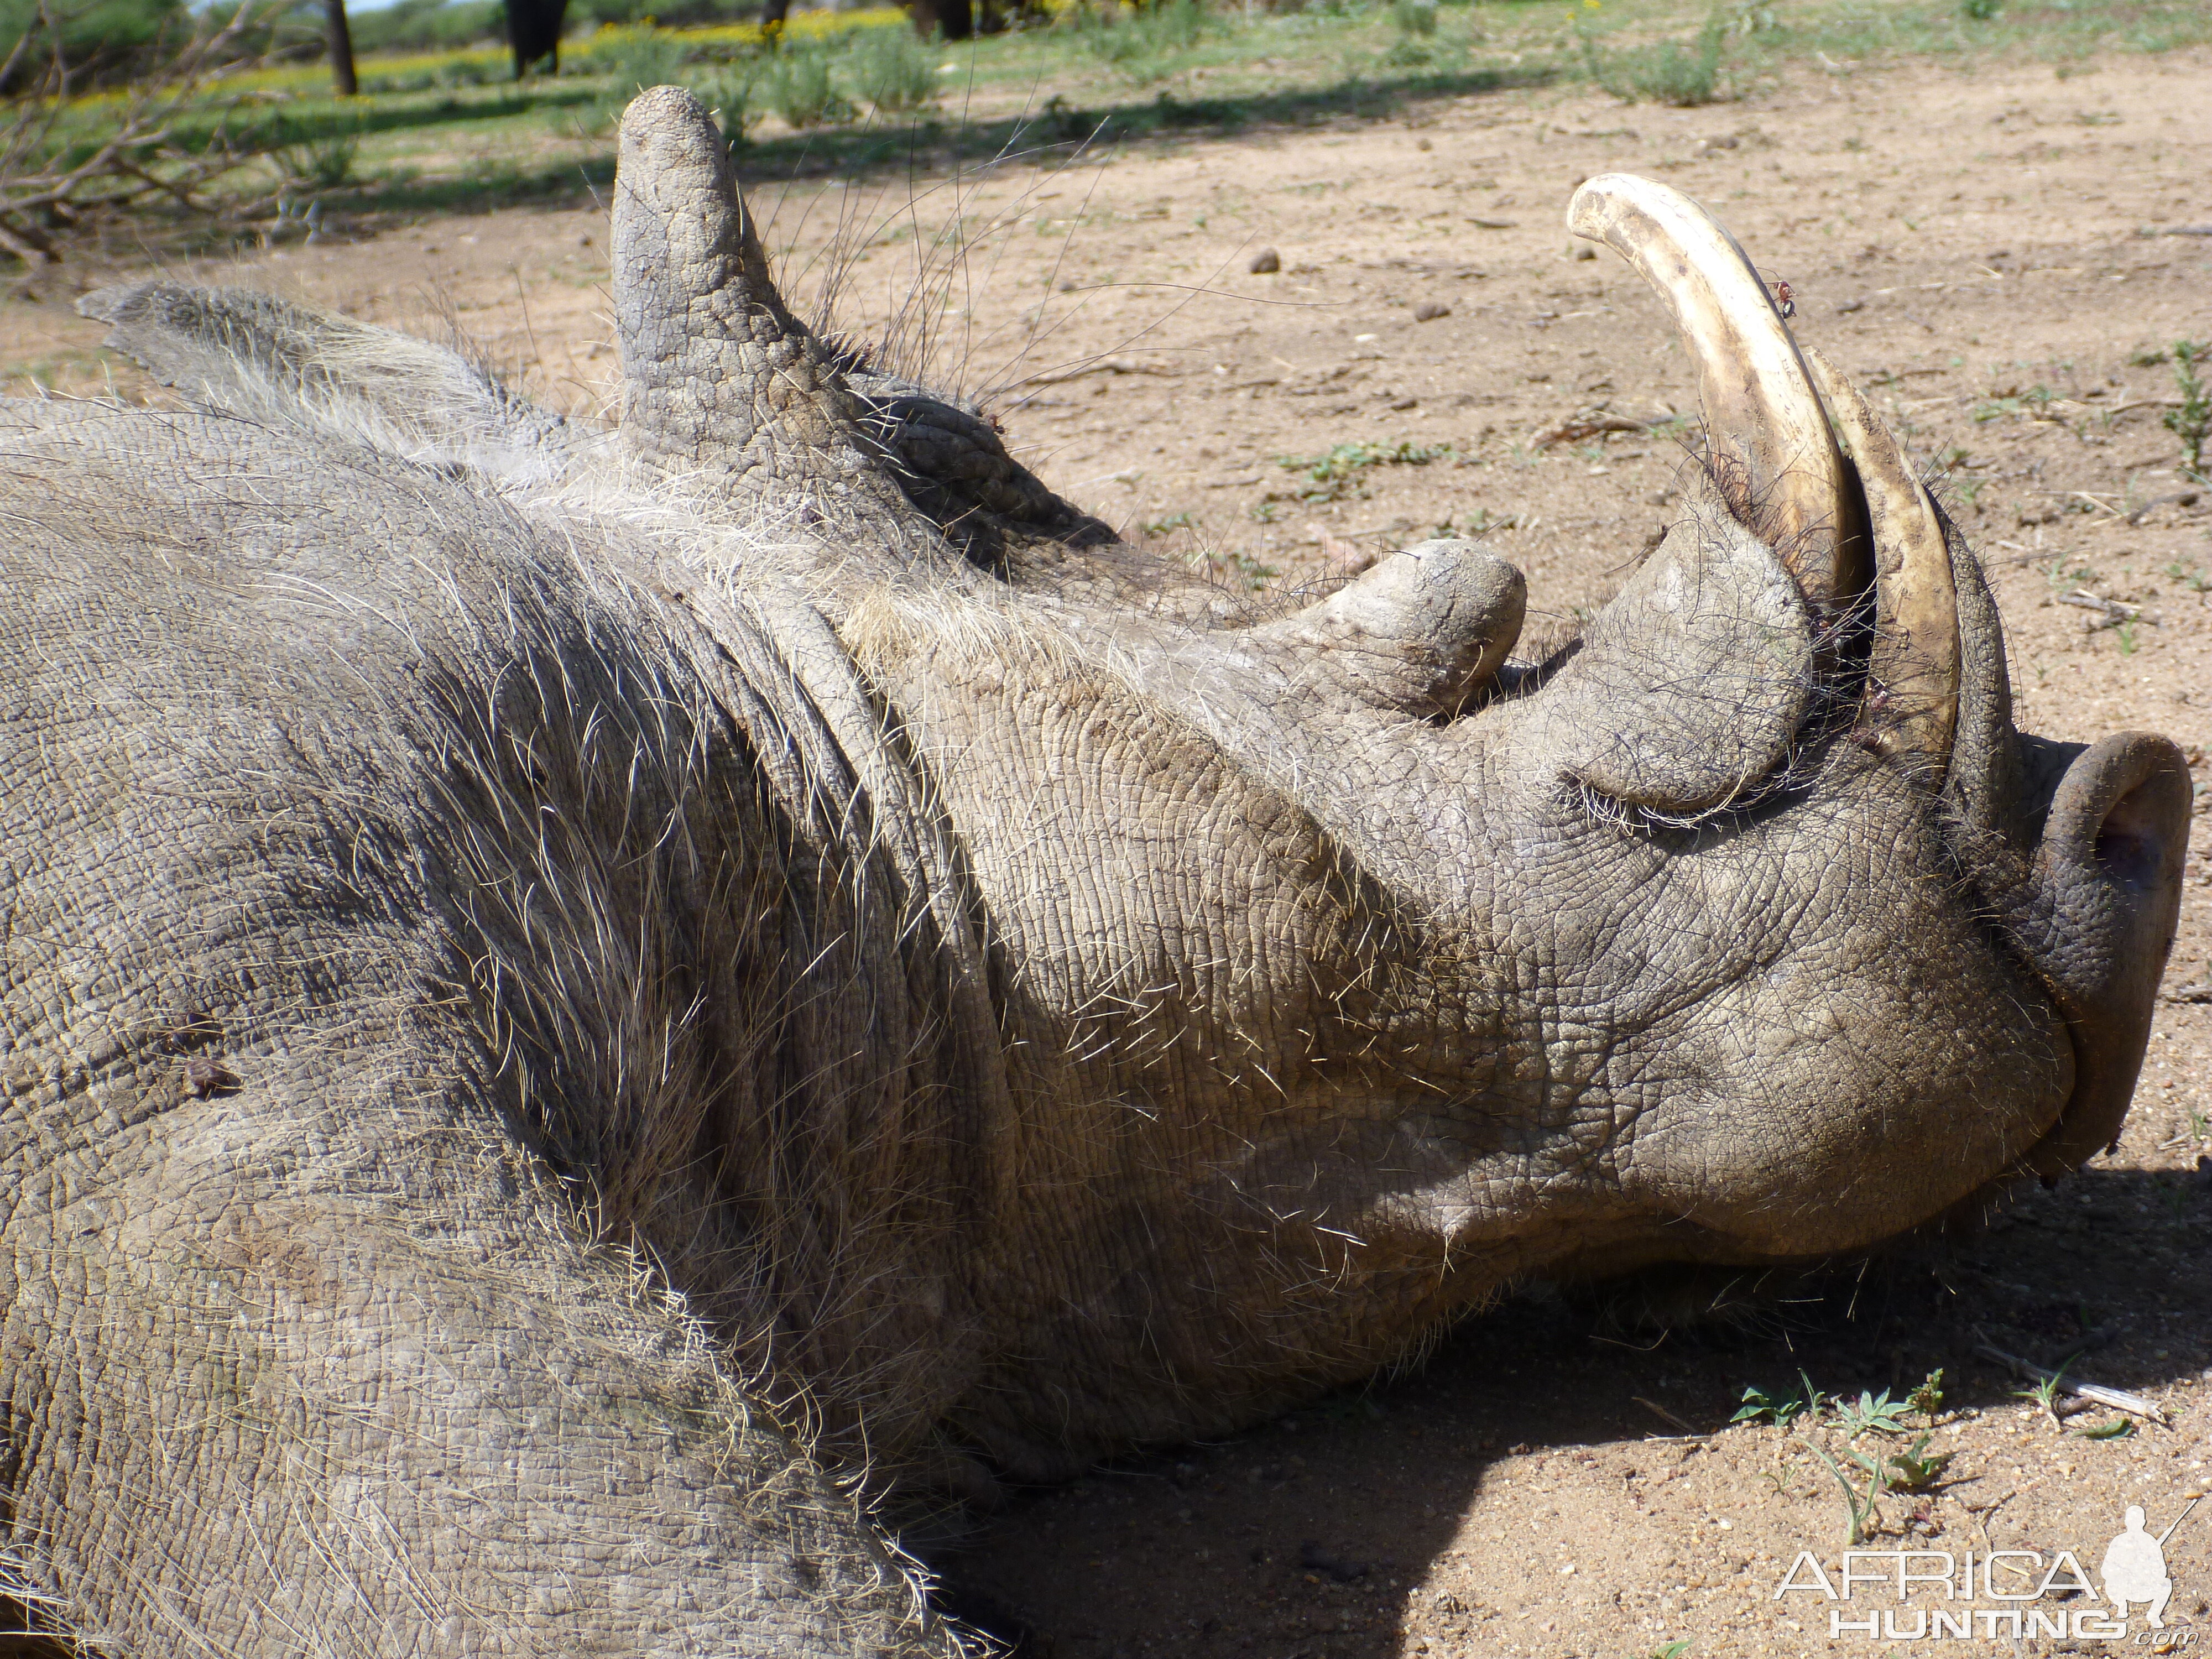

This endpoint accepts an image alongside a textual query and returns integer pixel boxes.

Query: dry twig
[0,0,277,265]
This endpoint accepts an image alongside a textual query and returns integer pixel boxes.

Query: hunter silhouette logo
[2105,1496,2198,1628]
[1771,1491,2201,1643]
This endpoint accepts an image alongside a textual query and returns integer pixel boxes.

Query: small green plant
[1809,1439,1887,1545]
[1141,510,1196,537]
[1651,1641,1694,1659]
[1731,1372,1827,1428]
[1724,0,1778,35]
[761,47,855,129]
[1583,12,1729,107]
[1079,0,1210,84]
[1271,440,1454,505]
[707,70,758,139]
[1192,546,1277,591]
[2162,1172,2197,1222]
[1837,1389,1912,1439]
[2045,555,2095,592]
[2076,1416,2136,1440]
[599,32,690,93]
[1973,387,2052,423]
[2013,1360,2072,1428]
[276,134,358,192]
[1392,0,1439,36]
[1437,507,1517,538]
[1961,0,2000,20]
[2163,340,2209,480]
[2116,618,2140,655]
[1884,1433,1955,1491]
[849,24,938,114]
[1907,1368,1947,1419]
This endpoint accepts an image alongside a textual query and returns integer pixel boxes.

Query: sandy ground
[5,42,2210,1659]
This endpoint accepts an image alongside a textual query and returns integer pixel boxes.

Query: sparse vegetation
[6,0,2210,262]
[1077,0,1213,86]
[274,130,358,191]
[1834,1387,1911,1438]
[1730,1371,1826,1427]
[1809,1438,1887,1545]
[1883,1432,1954,1491]
[1906,1367,1947,1417]
[1271,439,1454,505]
[2164,340,2208,482]
[1391,0,1439,39]
[1192,545,1278,591]
[1582,11,1730,106]
[848,22,937,113]
[2012,1358,2072,1428]
[760,44,854,129]
[1735,1369,1952,1540]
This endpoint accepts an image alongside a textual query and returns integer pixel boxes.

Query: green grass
[1271,439,1456,505]
[2164,341,2209,482]
[1580,10,1729,106]
[16,0,2212,255]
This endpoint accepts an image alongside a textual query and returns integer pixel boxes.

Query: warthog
[0,86,2187,1655]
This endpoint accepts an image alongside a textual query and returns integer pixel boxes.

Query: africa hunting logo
[1770,1496,2199,1644]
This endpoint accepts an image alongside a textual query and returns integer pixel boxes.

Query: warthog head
[62,87,2195,1444]
[4,83,2188,1655]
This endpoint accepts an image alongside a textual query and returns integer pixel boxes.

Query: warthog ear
[76,281,573,468]
[613,84,1156,597]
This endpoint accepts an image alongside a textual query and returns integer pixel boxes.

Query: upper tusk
[1802,347,1961,781]
[1568,174,1865,612]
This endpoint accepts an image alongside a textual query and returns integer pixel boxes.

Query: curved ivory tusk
[1802,347,1961,780]
[1568,174,1865,611]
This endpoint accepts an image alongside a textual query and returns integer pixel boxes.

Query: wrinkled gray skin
[0,87,2189,1655]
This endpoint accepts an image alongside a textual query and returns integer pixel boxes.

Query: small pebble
[1414,300,1452,322]
[1249,247,1281,274]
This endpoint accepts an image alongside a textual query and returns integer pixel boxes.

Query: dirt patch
[6,44,2208,1659]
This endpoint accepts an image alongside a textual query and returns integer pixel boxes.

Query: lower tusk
[1803,346,1961,780]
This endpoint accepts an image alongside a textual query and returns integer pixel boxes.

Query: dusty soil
[6,41,2209,1659]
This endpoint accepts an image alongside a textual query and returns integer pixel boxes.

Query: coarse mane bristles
[1,299,1031,1646]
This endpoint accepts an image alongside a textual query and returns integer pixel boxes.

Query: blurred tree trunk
[760,0,790,30]
[904,0,972,39]
[323,0,357,96]
[503,0,570,77]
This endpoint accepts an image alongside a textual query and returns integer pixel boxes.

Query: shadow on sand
[935,1159,2211,1657]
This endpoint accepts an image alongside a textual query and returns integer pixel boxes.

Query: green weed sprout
[2164,340,2209,481]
